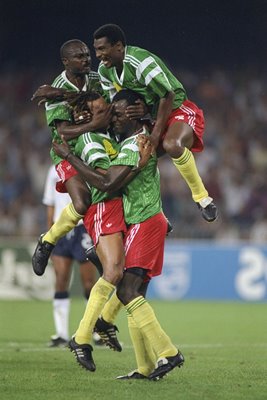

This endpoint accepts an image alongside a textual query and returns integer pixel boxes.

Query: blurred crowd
[1,66,267,242]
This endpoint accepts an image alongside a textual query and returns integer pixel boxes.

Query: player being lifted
[93,23,218,222]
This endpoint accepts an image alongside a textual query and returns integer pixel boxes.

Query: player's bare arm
[31,85,68,105]
[149,91,175,148]
[53,135,152,192]
[136,134,155,167]
[55,105,113,140]
[53,138,130,191]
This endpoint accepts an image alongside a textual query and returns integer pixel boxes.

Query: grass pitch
[0,300,266,400]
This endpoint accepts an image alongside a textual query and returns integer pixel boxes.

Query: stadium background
[0,0,267,301]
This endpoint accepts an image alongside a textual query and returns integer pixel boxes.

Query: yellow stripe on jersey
[103,139,118,160]
[113,81,122,92]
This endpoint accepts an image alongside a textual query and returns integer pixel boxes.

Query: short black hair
[68,91,101,112]
[93,24,126,46]
[60,39,87,59]
[112,89,143,106]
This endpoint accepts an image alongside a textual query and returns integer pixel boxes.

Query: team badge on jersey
[113,82,122,92]
[103,139,118,160]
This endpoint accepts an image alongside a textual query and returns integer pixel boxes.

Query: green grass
[0,300,266,400]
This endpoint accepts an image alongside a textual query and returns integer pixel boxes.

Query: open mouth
[102,58,111,67]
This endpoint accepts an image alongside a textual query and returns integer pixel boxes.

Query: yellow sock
[126,296,177,359]
[43,203,83,245]
[101,291,123,324]
[172,148,208,202]
[127,312,156,376]
[75,277,115,344]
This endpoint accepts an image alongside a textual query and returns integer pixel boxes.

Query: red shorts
[124,212,167,279]
[162,99,205,152]
[83,198,126,245]
[55,160,78,193]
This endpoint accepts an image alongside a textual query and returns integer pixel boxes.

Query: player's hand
[91,104,113,130]
[125,99,148,120]
[73,109,92,124]
[31,85,66,105]
[52,136,71,159]
[136,134,155,168]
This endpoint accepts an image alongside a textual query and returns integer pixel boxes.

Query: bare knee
[117,284,138,305]
[66,180,91,215]
[163,136,185,158]
[72,196,90,215]
[116,270,145,305]
[103,262,124,286]
[163,124,194,158]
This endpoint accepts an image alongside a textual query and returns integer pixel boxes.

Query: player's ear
[116,41,124,52]
[62,57,68,67]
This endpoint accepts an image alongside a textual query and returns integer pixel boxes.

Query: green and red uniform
[98,46,205,152]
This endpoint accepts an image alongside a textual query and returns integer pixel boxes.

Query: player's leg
[79,261,97,300]
[95,290,123,351]
[95,267,153,354]
[118,269,179,361]
[85,245,103,275]
[116,272,157,380]
[32,174,91,276]
[85,244,121,347]
[119,282,184,381]
[79,256,105,345]
[69,198,126,371]
[75,224,99,299]
[85,245,123,332]
[119,213,184,380]
[80,259,104,345]
[49,251,72,347]
[74,232,124,344]
[116,312,156,380]
[163,117,218,222]
[69,232,124,371]
[44,174,90,243]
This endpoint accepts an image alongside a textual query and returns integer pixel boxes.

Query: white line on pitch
[0,342,267,352]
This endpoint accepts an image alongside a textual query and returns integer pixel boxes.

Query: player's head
[60,39,91,75]
[93,24,126,68]
[68,91,107,115]
[111,89,143,137]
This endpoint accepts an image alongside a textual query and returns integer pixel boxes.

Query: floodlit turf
[0,300,266,400]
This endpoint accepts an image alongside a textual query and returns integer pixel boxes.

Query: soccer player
[93,23,218,223]
[32,39,112,277]
[43,165,101,347]
[53,89,184,380]
[51,92,127,372]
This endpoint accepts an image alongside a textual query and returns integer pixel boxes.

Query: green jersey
[98,45,187,117]
[111,128,162,224]
[45,70,101,165]
[74,131,119,204]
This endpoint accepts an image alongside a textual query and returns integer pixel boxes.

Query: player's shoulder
[126,45,152,61]
[51,70,80,92]
[97,62,110,77]
[120,134,138,149]
[51,71,67,89]
[88,70,99,79]
[79,131,107,144]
